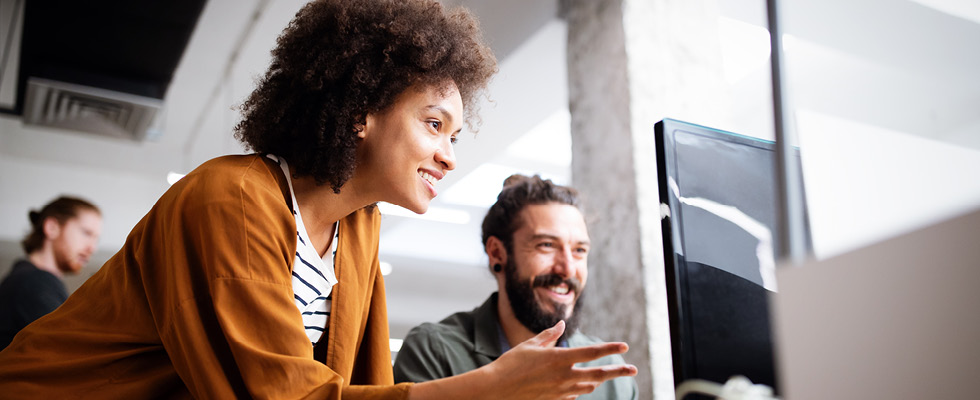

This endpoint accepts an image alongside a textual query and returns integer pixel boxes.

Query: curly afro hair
[234,0,497,192]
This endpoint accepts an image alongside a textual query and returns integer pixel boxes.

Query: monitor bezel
[654,118,784,388]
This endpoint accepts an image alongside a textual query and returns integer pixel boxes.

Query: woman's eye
[428,120,441,130]
[450,136,458,145]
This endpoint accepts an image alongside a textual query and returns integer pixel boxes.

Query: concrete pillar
[561,0,728,398]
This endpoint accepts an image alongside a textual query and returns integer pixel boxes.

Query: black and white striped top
[268,154,339,346]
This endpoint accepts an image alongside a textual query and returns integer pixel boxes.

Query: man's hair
[481,175,581,262]
[21,196,101,254]
[234,0,497,192]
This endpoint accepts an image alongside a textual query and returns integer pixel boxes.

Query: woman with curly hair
[0,0,635,398]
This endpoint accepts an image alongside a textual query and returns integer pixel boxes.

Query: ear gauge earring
[493,263,502,273]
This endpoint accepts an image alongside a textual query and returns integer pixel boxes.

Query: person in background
[394,174,639,399]
[0,196,102,350]
[0,1,635,398]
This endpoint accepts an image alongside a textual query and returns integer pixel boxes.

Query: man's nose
[552,248,573,278]
[85,240,98,255]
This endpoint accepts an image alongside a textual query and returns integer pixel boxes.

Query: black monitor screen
[655,118,807,394]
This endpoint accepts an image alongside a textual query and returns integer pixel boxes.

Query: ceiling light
[379,261,393,276]
[389,338,403,353]
[166,171,185,185]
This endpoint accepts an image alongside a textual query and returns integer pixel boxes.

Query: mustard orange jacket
[0,155,412,399]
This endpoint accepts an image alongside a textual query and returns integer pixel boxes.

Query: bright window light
[440,163,569,208]
[718,16,771,85]
[503,109,572,166]
[908,0,980,25]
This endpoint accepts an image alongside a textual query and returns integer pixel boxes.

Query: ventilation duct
[13,0,206,141]
[22,78,162,141]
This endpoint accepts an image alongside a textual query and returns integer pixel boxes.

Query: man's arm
[407,321,637,400]
[393,324,453,383]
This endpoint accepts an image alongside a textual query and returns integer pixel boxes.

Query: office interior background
[1,0,978,399]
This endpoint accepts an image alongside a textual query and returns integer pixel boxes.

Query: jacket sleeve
[392,324,454,383]
[149,159,409,399]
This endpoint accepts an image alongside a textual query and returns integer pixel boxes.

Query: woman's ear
[356,113,372,139]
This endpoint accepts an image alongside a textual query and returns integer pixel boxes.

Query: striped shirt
[268,154,339,346]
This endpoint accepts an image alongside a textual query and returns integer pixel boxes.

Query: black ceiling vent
[16,0,207,140]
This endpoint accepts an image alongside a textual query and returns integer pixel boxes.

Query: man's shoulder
[3,262,61,288]
[406,309,476,343]
[401,309,484,359]
[0,262,66,299]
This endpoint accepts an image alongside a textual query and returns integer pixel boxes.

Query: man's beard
[503,259,584,342]
[53,242,83,274]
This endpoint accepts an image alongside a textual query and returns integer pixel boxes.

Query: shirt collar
[473,292,569,359]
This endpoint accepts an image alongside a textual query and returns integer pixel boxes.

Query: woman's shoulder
[342,204,382,232]
[181,154,281,193]
[162,154,289,217]
[193,154,277,180]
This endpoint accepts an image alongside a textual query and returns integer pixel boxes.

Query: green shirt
[393,293,639,399]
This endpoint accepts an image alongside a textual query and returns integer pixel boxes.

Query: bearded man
[0,196,102,350]
[393,175,638,399]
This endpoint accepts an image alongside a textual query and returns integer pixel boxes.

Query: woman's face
[357,82,462,214]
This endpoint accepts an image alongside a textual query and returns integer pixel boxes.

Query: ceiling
[1,0,979,341]
[13,0,206,106]
[0,0,570,339]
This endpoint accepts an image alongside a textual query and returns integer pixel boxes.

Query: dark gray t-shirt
[0,260,68,350]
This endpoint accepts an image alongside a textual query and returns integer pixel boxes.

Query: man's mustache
[531,273,582,294]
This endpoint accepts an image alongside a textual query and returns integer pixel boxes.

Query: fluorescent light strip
[377,202,470,225]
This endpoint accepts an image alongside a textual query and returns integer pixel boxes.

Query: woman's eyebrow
[424,105,463,133]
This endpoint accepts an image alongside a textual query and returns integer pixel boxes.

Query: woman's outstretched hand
[409,320,638,400]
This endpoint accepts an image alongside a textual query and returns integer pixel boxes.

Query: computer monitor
[655,118,809,394]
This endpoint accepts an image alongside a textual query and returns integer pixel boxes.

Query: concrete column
[562,0,728,398]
